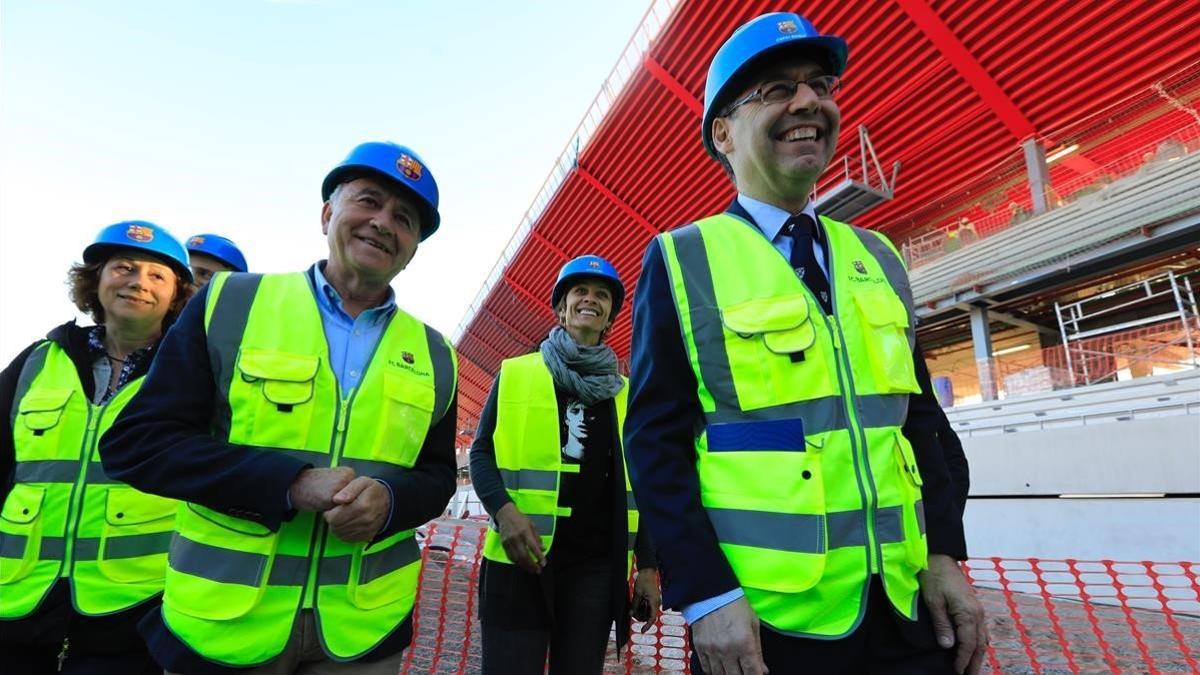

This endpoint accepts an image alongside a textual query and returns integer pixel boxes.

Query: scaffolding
[1055,270,1199,386]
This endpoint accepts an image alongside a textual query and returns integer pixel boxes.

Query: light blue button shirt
[680,196,828,627]
[295,262,397,530]
[309,262,396,399]
[736,194,829,280]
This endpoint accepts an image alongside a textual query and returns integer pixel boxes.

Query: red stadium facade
[453,0,1199,447]
[435,2,1200,671]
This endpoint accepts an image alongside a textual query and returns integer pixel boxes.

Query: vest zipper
[60,405,99,573]
[301,391,355,609]
[300,317,389,614]
[742,219,886,577]
[820,250,884,577]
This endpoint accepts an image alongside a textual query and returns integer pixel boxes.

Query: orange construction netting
[399,519,1200,674]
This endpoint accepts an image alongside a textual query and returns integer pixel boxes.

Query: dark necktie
[785,214,832,314]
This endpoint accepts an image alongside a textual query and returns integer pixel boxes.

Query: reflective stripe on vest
[481,353,639,575]
[0,342,177,619]
[168,532,421,586]
[658,213,927,637]
[160,271,457,666]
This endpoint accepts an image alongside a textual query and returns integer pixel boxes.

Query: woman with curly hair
[0,220,193,674]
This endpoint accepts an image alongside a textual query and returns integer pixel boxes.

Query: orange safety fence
[401,519,1200,674]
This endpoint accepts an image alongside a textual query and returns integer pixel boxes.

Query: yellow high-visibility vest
[657,213,927,637]
[160,271,457,665]
[481,353,639,576]
[1,342,177,619]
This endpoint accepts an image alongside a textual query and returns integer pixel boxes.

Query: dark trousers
[690,579,956,675]
[0,582,158,675]
[1,649,158,675]
[480,556,615,675]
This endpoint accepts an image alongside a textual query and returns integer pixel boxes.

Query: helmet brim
[551,272,625,319]
[188,249,246,273]
[83,243,194,284]
[321,166,441,241]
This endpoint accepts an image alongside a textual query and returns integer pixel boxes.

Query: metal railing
[901,60,1200,271]
[929,318,1200,409]
[452,0,681,343]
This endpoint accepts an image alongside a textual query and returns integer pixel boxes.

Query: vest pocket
[165,503,279,620]
[701,452,827,593]
[16,388,74,453]
[722,294,816,351]
[892,431,928,569]
[237,350,320,406]
[98,487,177,583]
[233,349,321,448]
[719,294,833,410]
[0,484,46,584]
[346,534,420,610]
[380,369,436,466]
[852,289,920,393]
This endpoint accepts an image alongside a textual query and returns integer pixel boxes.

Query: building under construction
[409,1,1200,672]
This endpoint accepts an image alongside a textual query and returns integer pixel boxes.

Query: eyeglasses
[723,75,842,116]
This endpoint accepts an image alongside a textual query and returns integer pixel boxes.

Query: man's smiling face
[322,176,422,284]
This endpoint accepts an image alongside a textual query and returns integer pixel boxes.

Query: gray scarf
[539,326,624,406]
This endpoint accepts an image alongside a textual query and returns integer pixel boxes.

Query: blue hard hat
[186,233,248,273]
[321,141,441,241]
[83,220,193,283]
[551,255,625,319]
[702,12,848,159]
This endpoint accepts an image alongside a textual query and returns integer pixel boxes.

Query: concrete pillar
[969,304,999,401]
[1023,139,1051,215]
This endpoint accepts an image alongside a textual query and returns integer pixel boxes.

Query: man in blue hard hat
[186,233,249,287]
[625,12,985,675]
[99,142,458,673]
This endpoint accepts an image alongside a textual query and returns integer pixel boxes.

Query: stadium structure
[403,2,1200,672]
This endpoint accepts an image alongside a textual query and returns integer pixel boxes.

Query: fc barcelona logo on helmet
[853,260,868,274]
[126,224,154,243]
[778,20,798,34]
[397,154,423,181]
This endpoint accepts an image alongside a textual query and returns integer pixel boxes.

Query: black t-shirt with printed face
[550,389,615,565]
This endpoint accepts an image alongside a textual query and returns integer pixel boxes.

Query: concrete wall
[963,415,1200,496]
[954,371,1199,561]
[965,497,1200,562]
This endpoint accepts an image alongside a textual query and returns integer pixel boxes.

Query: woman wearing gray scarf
[470,255,660,674]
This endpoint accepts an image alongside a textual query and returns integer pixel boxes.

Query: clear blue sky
[0,0,656,357]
